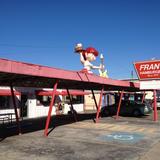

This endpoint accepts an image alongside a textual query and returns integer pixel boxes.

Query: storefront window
[0,96,10,109]
[157,90,160,101]
[36,95,62,106]
[65,95,84,104]
[36,95,51,106]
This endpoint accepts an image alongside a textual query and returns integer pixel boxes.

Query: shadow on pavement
[0,113,96,140]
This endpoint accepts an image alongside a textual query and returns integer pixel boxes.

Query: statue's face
[85,52,96,62]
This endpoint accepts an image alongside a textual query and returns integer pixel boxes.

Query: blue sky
[0,0,160,79]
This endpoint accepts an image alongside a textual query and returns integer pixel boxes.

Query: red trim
[0,89,21,96]
[36,90,89,96]
[62,90,89,96]
[36,90,61,96]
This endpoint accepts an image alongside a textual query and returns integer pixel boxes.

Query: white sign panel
[140,80,160,90]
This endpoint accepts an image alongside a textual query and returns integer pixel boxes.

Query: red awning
[36,90,61,96]
[61,90,89,96]
[0,89,21,96]
[35,90,89,96]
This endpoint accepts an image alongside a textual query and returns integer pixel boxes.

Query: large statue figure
[75,43,102,74]
[75,43,108,77]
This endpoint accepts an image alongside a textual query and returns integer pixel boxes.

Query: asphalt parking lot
[0,112,160,160]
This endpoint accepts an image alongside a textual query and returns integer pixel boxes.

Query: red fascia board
[0,89,21,96]
[0,58,80,81]
[82,73,140,88]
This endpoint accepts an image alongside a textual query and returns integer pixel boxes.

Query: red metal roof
[0,58,140,92]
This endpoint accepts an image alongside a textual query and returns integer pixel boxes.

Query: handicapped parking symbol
[99,132,144,143]
[107,134,134,141]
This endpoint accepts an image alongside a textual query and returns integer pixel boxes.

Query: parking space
[0,113,160,160]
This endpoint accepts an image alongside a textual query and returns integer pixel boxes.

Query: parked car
[144,99,160,110]
[101,100,152,117]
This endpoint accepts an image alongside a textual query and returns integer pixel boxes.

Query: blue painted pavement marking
[98,132,145,144]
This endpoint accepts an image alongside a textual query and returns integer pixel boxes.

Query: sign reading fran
[134,60,160,80]
[134,60,160,121]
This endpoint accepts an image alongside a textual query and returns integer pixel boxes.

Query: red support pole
[91,89,98,110]
[66,88,77,122]
[10,84,21,135]
[44,81,58,137]
[116,90,124,120]
[96,87,104,123]
[141,91,146,103]
[153,90,158,121]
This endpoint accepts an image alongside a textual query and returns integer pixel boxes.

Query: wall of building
[0,87,84,119]
[27,99,56,118]
[84,93,100,110]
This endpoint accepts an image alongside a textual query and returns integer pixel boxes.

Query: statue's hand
[99,64,104,70]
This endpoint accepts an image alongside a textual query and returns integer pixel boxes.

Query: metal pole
[10,84,21,135]
[141,91,146,103]
[44,81,58,136]
[103,93,107,106]
[66,88,77,122]
[116,90,124,120]
[96,87,104,123]
[153,90,158,121]
[91,89,98,110]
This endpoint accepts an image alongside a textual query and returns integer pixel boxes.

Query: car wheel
[132,109,141,117]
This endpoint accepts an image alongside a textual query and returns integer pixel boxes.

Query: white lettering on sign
[140,63,160,71]
[140,70,160,75]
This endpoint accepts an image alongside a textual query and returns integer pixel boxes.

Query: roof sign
[134,60,160,80]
